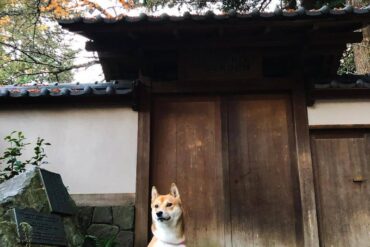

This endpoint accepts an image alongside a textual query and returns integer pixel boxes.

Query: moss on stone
[0,168,85,247]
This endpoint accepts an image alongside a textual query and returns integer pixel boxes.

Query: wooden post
[134,82,151,247]
[292,86,320,247]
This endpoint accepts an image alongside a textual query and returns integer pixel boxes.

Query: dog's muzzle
[157,216,171,222]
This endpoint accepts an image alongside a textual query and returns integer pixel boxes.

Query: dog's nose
[156,211,163,217]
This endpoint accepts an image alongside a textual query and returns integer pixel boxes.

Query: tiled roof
[0,81,132,98]
[313,74,370,89]
[58,5,370,25]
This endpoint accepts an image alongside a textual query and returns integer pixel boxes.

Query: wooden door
[227,95,300,247]
[311,130,370,247]
[151,97,225,246]
[151,94,301,247]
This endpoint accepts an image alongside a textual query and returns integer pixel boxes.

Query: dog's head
[151,183,183,224]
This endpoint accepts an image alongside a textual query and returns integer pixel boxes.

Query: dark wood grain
[149,93,312,246]
[310,124,370,130]
[135,85,151,247]
[151,96,226,247]
[292,88,320,247]
[227,94,300,247]
[311,130,370,247]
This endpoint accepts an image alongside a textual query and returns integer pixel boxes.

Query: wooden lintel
[150,78,297,93]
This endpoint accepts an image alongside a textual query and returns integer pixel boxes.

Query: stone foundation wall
[77,204,135,247]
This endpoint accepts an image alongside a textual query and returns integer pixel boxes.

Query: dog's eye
[166,203,173,207]
[155,204,159,208]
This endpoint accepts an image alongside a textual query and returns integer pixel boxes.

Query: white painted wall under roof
[0,105,138,194]
[308,99,370,125]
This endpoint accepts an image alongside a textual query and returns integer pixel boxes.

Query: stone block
[77,206,94,233]
[112,205,135,230]
[92,207,113,224]
[116,230,134,247]
[0,167,84,247]
[87,224,119,239]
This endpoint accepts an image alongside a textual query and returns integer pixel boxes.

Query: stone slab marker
[0,167,84,247]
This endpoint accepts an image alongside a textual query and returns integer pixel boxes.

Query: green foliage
[0,131,51,183]
[85,235,118,247]
[144,0,265,11]
[313,0,345,8]
[338,44,356,75]
[0,0,78,85]
[19,222,33,247]
[144,0,367,12]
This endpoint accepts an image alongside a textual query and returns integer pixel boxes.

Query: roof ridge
[58,5,370,25]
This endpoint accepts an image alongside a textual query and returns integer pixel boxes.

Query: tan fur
[148,183,186,247]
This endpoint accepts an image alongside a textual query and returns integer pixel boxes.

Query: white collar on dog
[158,239,186,246]
[154,233,186,246]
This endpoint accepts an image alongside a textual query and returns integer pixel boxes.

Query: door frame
[134,78,320,247]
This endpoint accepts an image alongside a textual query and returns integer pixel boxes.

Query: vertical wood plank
[292,88,320,247]
[311,130,370,247]
[221,98,232,247]
[151,96,225,247]
[151,99,177,193]
[228,94,300,247]
[135,84,151,247]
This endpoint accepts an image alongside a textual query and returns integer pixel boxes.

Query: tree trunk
[353,26,370,74]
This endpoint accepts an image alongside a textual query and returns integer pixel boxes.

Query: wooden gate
[150,94,302,247]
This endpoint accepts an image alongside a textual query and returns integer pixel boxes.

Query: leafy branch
[0,131,51,183]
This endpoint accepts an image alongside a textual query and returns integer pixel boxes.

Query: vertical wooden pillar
[134,82,151,247]
[292,86,320,247]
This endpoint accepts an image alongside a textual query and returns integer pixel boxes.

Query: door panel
[151,95,301,247]
[151,97,225,247]
[311,131,370,247]
[227,95,299,247]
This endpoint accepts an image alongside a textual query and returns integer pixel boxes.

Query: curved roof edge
[58,5,370,25]
[0,81,132,98]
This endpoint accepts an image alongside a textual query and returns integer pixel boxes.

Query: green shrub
[0,131,50,183]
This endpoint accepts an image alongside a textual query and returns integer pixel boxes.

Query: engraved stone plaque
[13,208,67,246]
[39,169,76,215]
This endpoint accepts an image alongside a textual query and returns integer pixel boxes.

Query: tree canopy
[0,0,112,85]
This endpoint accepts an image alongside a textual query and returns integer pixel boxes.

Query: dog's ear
[170,183,180,199]
[151,186,159,203]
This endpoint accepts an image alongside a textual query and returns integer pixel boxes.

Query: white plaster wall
[308,99,370,125]
[0,106,138,194]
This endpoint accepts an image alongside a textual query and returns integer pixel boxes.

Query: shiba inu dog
[148,183,186,247]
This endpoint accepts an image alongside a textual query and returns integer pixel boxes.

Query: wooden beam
[292,85,320,247]
[310,124,370,130]
[150,78,296,93]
